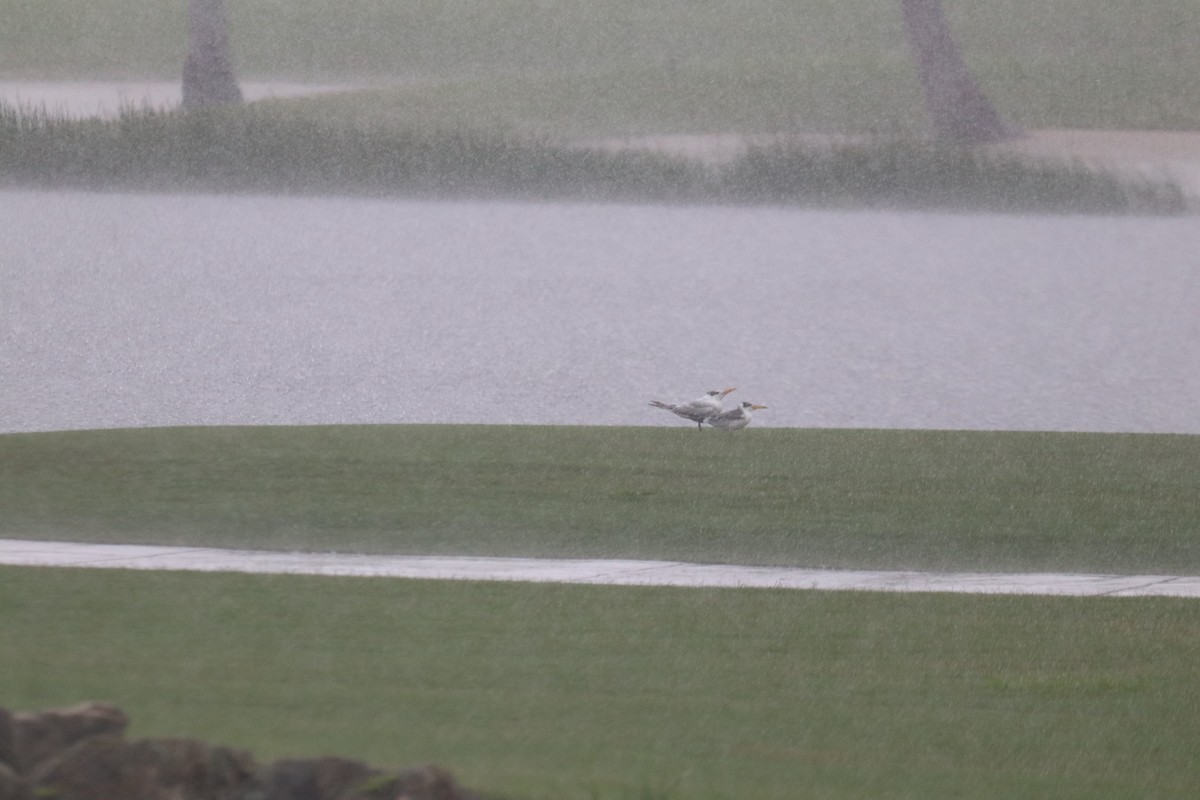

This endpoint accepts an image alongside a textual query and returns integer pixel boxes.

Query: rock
[261,756,381,800]
[29,735,260,800]
[260,759,476,800]
[340,764,476,800]
[0,708,16,772]
[10,701,129,774]
[0,763,28,800]
[6,704,479,800]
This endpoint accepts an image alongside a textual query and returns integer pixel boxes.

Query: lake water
[0,80,357,119]
[2,189,1198,434]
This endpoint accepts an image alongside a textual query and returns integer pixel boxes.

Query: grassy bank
[3,1,1199,133]
[3,425,1198,575]
[0,101,703,204]
[2,568,1199,800]
[5,1,1194,212]
[0,101,1182,213]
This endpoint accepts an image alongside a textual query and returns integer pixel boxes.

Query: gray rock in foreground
[0,702,480,800]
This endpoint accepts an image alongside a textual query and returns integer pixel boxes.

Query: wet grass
[721,138,1183,213]
[2,567,1199,800]
[0,100,703,204]
[3,0,1199,132]
[0,101,1183,213]
[4,0,1192,214]
[3,425,1199,575]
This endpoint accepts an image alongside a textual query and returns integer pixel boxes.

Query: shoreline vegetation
[0,99,1185,214]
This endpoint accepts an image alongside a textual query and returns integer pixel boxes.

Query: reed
[1,100,1183,213]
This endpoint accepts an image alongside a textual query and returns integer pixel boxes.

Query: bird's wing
[674,399,709,414]
[673,399,721,419]
[707,405,751,427]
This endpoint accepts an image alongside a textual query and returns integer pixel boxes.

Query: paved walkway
[2,539,1199,597]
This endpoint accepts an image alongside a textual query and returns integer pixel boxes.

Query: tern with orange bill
[649,387,737,430]
[705,400,768,431]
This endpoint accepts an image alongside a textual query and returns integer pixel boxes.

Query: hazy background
[3,1,1198,434]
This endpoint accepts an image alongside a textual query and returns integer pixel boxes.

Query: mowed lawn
[4,426,1200,797]
[2,425,1199,575]
[2,567,1200,800]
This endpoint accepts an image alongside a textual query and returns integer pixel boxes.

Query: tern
[649,387,736,430]
[705,401,767,431]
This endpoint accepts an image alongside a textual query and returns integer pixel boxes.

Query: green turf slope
[3,425,1197,574]
[2,568,1199,800]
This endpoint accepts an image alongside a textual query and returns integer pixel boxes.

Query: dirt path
[3,539,1198,597]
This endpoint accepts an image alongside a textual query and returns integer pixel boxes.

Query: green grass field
[3,0,1199,134]
[4,425,1200,797]
[3,425,1199,574]
[5,4,1200,791]
[3,567,1200,800]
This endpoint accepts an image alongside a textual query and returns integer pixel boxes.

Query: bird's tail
[648,400,674,410]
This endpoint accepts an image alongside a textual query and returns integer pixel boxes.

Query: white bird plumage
[649,387,737,430]
[704,400,768,431]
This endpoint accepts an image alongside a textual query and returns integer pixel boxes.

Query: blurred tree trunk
[900,0,1014,144]
[182,0,243,108]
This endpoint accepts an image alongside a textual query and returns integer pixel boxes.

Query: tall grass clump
[721,139,1187,214]
[0,99,706,202]
[0,100,1185,214]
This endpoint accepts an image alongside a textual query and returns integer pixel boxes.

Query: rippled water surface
[3,189,1198,433]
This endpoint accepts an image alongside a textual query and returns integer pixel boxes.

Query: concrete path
[2,539,1199,597]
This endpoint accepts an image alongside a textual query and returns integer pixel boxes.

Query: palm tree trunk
[899,0,1014,144]
[182,0,243,108]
